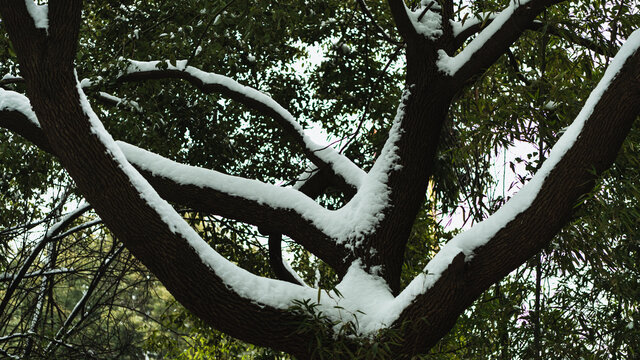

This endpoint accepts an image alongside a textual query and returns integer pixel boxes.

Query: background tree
[0,0,639,358]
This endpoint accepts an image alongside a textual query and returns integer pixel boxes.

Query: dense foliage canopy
[0,0,639,359]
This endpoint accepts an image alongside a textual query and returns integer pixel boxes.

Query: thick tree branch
[438,0,566,85]
[0,102,351,275]
[387,0,416,40]
[394,33,640,355]
[454,18,617,57]
[119,142,350,274]
[0,109,51,152]
[0,5,347,356]
[0,89,51,152]
[119,61,365,193]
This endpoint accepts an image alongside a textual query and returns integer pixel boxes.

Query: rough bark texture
[1,0,639,358]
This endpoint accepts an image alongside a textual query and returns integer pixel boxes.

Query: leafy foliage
[1,0,639,359]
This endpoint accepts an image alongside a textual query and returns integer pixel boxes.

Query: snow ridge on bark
[437,0,532,75]
[126,60,366,189]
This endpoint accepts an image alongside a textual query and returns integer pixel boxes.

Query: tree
[0,0,639,358]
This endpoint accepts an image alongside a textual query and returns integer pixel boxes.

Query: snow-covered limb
[0,333,31,342]
[0,73,24,87]
[0,88,40,127]
[0,90,348,268]
[24,0,49,33]
[437,1,526,76]
[0,93,348,269]
[403,1,443,40]
[52,218,102,241]
[94,91,143,112]
[452,17,616,58]
[388,28,640,349]
[46,203,91,237]
[437,0,564,79]
[0,348,19,360]
[450,12,498,39]
[122,60,366,190]
[0,89,53,153]
[119,140,398,250]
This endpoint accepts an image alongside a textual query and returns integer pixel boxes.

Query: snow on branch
[0,77,398,250]
[403,1,443,40]
[0,268,76,282]
[450,12,498,39]
[24,0,49,33]
[123,60,366,190]
[387,28,640,324]
[436,0,544,76]
[0,88,40,127]
[0,88,54,152]
[118,141,397,246]
[71,74,410,332]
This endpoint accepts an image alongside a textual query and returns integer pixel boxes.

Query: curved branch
[0,89,51,152]
[1,5,361,354]
[119,60,365,192]
[119,142,351,273]
[268,234,303,285]
[437,0,566,84]
[393,30,640,356]
[0,203,91,318]
[454,18,617,57]
[0,91,351,274]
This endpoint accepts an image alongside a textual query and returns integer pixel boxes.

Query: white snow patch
[0,88,40,127]
[98,92,122,105]
[1,73,21,81]
[404,1,443,40]
[388,28,640,326]
[449,12,497,37]
[437,0,532,76]
[126,59,366,189]
[25,0,49,33]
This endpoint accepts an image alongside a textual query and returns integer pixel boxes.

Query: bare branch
[0,204,91,319]
[44,244,124,356]
[0,268,77,282]
[356,0,402,44]
[268,234,303,285]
